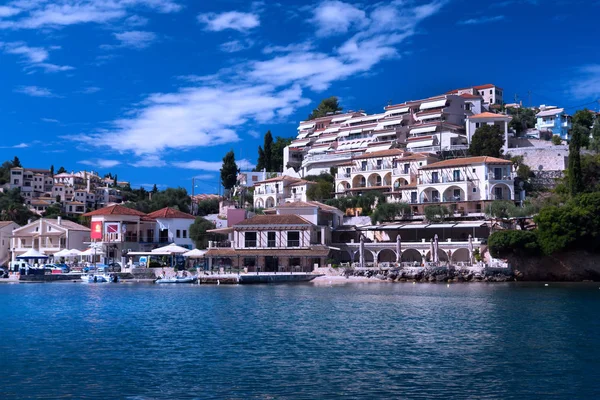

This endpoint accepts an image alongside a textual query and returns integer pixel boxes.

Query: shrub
[488,230,540,258]
[551,135,562,145]
[424,205,450,222]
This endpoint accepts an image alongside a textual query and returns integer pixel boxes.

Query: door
[494,168,502,180]
[453,170,461,182]
[265,256,279,272]
[494,187,503,200]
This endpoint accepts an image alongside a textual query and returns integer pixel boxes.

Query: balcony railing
[487,173,514,181]
[336,173,351,179]
[419,176,465,184]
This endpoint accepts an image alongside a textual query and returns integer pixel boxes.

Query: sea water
[1,282,599,399]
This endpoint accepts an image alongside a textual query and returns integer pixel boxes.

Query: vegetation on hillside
[468,124,504,157]
[307,96,343,120]
[255,131,293,172]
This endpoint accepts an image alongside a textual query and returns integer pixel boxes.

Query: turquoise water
[1,282,599,399]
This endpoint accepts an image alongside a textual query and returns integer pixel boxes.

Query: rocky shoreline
[337,266,514,283]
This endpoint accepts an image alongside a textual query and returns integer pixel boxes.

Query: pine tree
[57,166,67,174]
[307,96,343,120]
[568,124,586,196]
[11,156,22,168]
[50,165,54,176]
[220,150,239,190]
[263,130,273,172]
[468,125,504,157]
[152,184,158,194]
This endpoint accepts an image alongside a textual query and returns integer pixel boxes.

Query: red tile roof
[278,201,341,213]
[421,156,512,170]
[473,84,502,90]
[146,207,195,220]
[460,93,482,99]
[83,204,146,217]
[469,112,511,120]
[235,214,312,226]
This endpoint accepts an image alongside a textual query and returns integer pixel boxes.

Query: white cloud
[220,39,254,53]
[0,41,74,73]
[113,30,156,49]
[173,158,255,171]
[79,86,101,94]
[0,0,181,30]
[0,6,21,18]
[79,159,121,168]
[248,130,260,138]
[41,118,59,123]
[0,142,29,149]
[14,85,56,97]
[74,83,309,155]
[130,155,167,167]
[198,11,260,32]
[75,1,444,156]
[311,1,367,37]
[570,65,600,100]
[458,15,505,25]
[124,14,148,27]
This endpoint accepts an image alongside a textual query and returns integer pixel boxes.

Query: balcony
[419,176,465,185]
[336,172,351,179]
[487,173,514,181]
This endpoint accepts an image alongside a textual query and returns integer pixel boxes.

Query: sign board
[105,222,121,234]
[90,221,103,240]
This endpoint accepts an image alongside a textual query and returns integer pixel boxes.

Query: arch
[451,248,471,263]
[382,172,392,186]
[420,187,440,203]
[265,196,275,208]
[377,248,397,263]
[352,249,375,263]
[367,173,382,187]
[400,248,422,262]
[442,186,466,202]
[338,250,353,263]
[490,183,512,201]
[337,181,350,192]
[393,177,409,190]
[255,198,264,208]
[352,174,366,188]
[425,249,449,262]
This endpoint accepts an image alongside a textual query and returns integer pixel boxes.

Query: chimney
[57,216,62,225]
[27,218,32,225]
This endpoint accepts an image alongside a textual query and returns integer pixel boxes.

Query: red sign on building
[90,221,103,240]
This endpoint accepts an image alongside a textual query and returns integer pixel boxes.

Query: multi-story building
[253,176,316,209]
[0,221,20,266]
[535,107,572,140]
[205,201,341,272]
[466,112,512,153]
[83,205,198,263]
[10,217,91,261]
[9,167,53,203]
[449,84,503,106]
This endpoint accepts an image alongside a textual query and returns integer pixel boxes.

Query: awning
[316,135,337,143]
[323,126,340,134]
[399,224,430,229]
[379,119,403,127]
[291,139,310,147]
[366,144,392,153]
[373,131,396,138]
[382,224,405,229]
[420,99,447,110]
[349,128,363,134]
[296,133,309,139]
[207,227,234,234]
[454,222,487,228]
[308,146,330,154]
[331,115,353,123]
[410,126,437,134]
[407,139,434,148]
[298,122,315,130]
[427,223,457,229]
[337,131,351,137]
[419,113,442,120]
[385,107,409,115]
[309,131,321,137]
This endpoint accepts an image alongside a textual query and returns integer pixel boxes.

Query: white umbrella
[68,249,82,256]
[17,248,48,259]
[395,234,402,264]
[468,234,474,266]
[183,249,207,258]
[429,239,434,263]
[359,236,365,268]
[151,244,190,254]
[433,234,439,264]
[53,249,71,258]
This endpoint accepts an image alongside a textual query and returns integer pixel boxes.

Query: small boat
[155,276,196,284]
[81,273,113,283]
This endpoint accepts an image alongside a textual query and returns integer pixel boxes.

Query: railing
[302,153,352,164]
[491,195,511,201]
[420,176,465,184]
[487,173,514,181]
[336,173,351,179]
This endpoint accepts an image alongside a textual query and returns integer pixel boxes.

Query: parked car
[53,263,70,273]
[107,262,122,272]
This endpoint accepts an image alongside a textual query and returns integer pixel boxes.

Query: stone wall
[506,146,569,172]
[509,251,600,281]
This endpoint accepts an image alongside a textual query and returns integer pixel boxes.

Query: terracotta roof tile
[235,214,312,226]
[468,112,511,120]
[146,207,195,220]
[254,176,300,185]
[277,201,342,213]
[421,156,512,170]
[83,204,146,217]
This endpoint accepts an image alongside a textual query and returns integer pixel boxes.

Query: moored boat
[154,276,196,284]
[81,273,113,283]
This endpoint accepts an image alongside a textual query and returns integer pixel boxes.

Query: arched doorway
[265,197,275,208]
[337,181,350,192]
[443,186,465,202]
[352,175,366,188]
[367,173,382,187]
[255,198,264,208]
[451,248,471,263]
[377,249,397,263]
[400,248,422,263]
[425,249,449,262]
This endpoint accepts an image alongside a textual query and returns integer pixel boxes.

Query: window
[245,232,257,248]
[13,179,18,184]
[472,168,476,173]
[147,229,153,241]
[453,189,461,199]
[453,170,461,181]
[252,176,258,182]
[403,163,410,174]
[287,231,300,247]
[361,161,367,171]
[432,172,439,183]
[489,90,492,95]
[176,229,181,238]
[183,230,187,239]
[473,188,477,193]
[267,231,276,247]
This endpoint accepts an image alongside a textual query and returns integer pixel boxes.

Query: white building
[253,176,317,209]
[146,207,196,249]
[0,221,19,266]
[449,84,503,106]
[466,112,512,153]
[10,217,91,261]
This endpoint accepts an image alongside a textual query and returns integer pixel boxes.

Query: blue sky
[1,0,599,194]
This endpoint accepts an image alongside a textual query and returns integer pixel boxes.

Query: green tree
[189,217,225,249]
[272,136,293,171]
[488,230,540,258]
[220,150,239,191]
[43,203,63,219]
[568,124,586,196]
[56,166,67,174]
[424,205,450,223]
[11,156,21,168]
[572,108,594,129]
[148,187,190,213]
[468,124,504,157]
[551,135,562,145]
[0,188,35,225]
[507,107,537,136]
[197,199,220,216]
[151,184,158,194]
[371,202,412,224]
[50,165,54,176]
[307,96,343,120]
[590,121,600,153]
[306,180,333,201]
